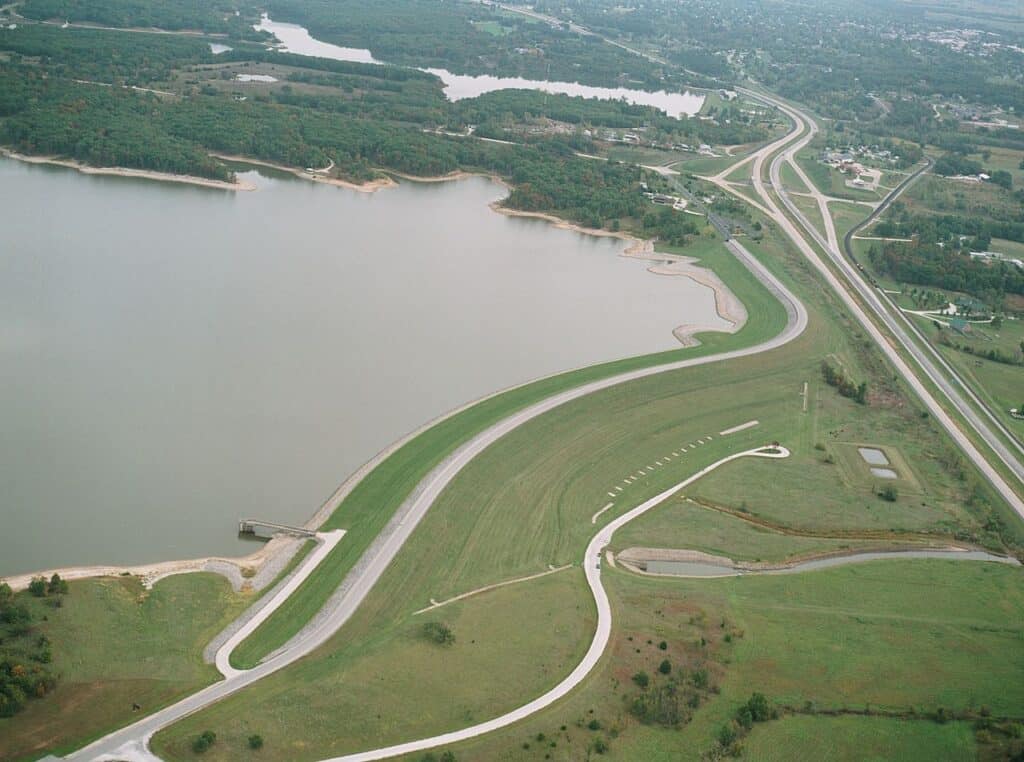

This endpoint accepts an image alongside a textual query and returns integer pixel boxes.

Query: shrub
[27,577,47,597]
[658,659,672,675]
[421,621,455,646]
[632,671,650,688]
[191,730,216,753]
[658,640,668,650]
[587,719,602,731]
[248,734,263,750]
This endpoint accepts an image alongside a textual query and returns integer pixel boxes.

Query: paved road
[733,88,1024,518]
[66,237,807,761]
[323,447,792,761]
[214,530,344,680]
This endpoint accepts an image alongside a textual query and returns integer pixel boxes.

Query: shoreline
[3,535,304,594]
[0,149,255,191]
[210,152,397,193]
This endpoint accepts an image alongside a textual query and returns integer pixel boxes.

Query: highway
[842,163,1024,461]
[66,236,807,761]
[733,88,1024,517]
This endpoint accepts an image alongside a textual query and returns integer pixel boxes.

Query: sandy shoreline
[210,153,397,192]
[4,535,305,594]
[1,149,255,191]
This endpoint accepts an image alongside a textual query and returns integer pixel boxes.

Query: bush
[27,577,47,597]
[879,485,898,502]
[587,719,602,731]
[658,640,668,650]
[421,621,455,646]
[248,734,263,750]
[658,659,672,675]
[192,730,216,754]
[47,573,69,595]
[632,671,650,688]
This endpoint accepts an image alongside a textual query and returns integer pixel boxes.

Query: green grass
[743,716,977,761]
[612,499,898,563]
[0,574,246,761]
[789,192,828,239]
[471,20,509,36]
[423,560,1022,761]
[153,570,594,760]
[828,199,872,243]
[224,233,789,670]
[909,312,1024,426]
[778,161,810,194]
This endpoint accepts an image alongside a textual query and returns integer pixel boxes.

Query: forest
[868,241,1024,300]
[874,206,1024,246]
[20,0,267,39]
[0,19,736,247]
[0,578,65,718]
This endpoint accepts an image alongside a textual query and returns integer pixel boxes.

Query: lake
[0,159,726,575]
[255,16,706,118]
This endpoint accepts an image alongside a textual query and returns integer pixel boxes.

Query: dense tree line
[0,24,212,82]
[868,242,1024,298]
[821,361,867,404]
[875,207,1024,246]
[263,0,684,91]
[20,0,266,39]
[0,578,66,718]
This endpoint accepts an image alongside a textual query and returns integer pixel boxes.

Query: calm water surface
[0,160,725,574]
[255,16,706,118]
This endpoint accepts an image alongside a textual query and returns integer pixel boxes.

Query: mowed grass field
[417,560,1022,761]
[150,221,1017,760]
[0,574,246,761]
[742,716,977,762]
[613,498,911,563]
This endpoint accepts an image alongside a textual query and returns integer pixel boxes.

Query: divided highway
[737,88,1024,517]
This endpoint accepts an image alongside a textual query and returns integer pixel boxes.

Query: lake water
[255,16,706,118]
[0,159,725,575]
